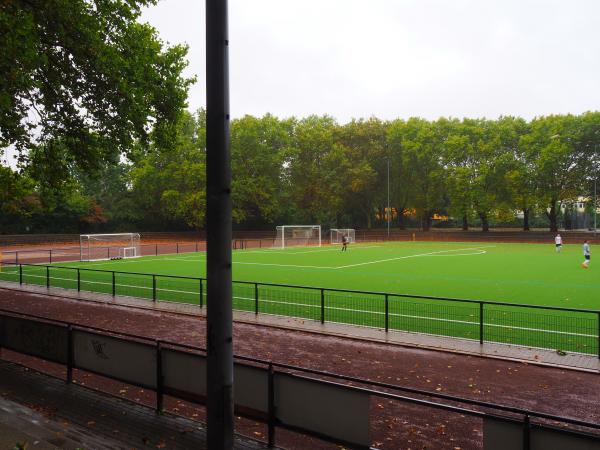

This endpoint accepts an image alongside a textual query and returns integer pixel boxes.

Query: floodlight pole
[595,177,597,236]
[387,157,390,238]
[595,144,598,236]
[206,0,234,449]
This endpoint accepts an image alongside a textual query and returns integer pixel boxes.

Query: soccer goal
[80,233,141,261]
[330,229,356,244]
[274,225,321,249]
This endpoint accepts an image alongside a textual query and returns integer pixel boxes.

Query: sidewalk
[0,360,272,450]
[1,281,598,373]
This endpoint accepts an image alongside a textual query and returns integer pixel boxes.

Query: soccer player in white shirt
[582,240,591,269]
[555,233,562,253]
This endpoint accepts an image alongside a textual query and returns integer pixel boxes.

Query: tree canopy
[3,108,599,234]
[1,2,599,234]
[0,0,194,173]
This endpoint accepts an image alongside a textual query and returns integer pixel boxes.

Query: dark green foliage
[0,0,193,169]
[3,111,600,233]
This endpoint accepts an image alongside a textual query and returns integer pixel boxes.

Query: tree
[130,111,206,229]
[285,116,344,225]
[335,118,388,229]
[442,119,474,230]
[387,119,416,229]
[0,166,40,232]
[444,118,515,232]
[0,0,194,174]
[400,118,445,231]
[497,117,534,230]
[75,161,140,230]
[524,115,590,231]
[230,114,291,226]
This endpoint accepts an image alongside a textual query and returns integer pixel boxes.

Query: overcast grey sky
[6,2,596,168]
[142,0,600,122]
[3,1,597,168]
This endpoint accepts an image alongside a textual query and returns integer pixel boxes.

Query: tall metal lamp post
[387,157,390,238]
[595,143,598,236]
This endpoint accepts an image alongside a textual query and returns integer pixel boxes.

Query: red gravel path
[0,288,598,450]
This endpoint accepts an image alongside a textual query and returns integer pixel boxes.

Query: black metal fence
[1,262,598,358]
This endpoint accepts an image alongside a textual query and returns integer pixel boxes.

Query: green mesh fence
[5,264,600,356]
[156,276,201,305]
[324,290,385,328]
[0,265,19,283]
[483,304,598,355]
[256,284,321,321]
[389,296,480,340]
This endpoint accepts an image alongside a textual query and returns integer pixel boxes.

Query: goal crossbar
[80,233,141,261]
[274,225,321,249]
[330,228,356,244]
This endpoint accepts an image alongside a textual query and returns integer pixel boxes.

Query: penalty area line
[333,246,494,269]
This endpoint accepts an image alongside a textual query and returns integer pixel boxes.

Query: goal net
[274,226,321,249]
[80,233,141,261]
[330,229,356,244]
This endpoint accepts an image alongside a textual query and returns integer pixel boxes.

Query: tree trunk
[479,212,489,232]
[366,211,372,229]
[546,201,558,232]
[522,208,530,231]
[397,206,406,229]
[421,213,431,231]
[462,214,468,231]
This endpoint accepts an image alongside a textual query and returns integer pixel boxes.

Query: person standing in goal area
[555,233,562,253]
[341,234,349,252]
[582,240,591,269]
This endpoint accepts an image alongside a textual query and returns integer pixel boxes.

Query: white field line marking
[61,251,207,266]
[39,245,495,271]
[167,247,492,269]
[273,245,383,255]
[66,255,185,267]
[234,261,333,269]
[158,258,330,268]
[161,258,204,262]
[426,250,487,257]
[334,246,495,269]
[11,275,595,339]
[200,245,383,257]
[70,249,211,266]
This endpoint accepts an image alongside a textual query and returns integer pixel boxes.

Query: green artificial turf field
[1,241,598,354]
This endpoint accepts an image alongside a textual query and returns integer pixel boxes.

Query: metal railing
[1,262,598,358]
[0,307,598,449]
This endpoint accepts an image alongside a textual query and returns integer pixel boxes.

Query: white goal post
[274,225,321,249]
[330,229,356,244]
[80,233,141,261]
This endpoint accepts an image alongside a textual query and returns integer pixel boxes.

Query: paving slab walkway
[0,360,272,450]
[1,281,597,373]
